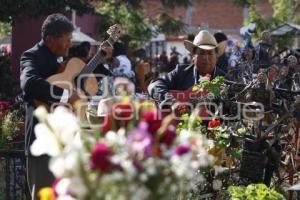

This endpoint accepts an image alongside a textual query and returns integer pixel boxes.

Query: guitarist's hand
[100,41,113,61]
[68,90,81,105]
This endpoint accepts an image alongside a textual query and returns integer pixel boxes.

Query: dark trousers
[26,155,55,200]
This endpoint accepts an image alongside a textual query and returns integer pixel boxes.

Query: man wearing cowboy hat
[148,30,225,107]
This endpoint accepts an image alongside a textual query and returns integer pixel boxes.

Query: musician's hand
[100,41,113,61]
[68,90,81,105]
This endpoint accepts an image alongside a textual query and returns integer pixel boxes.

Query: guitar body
[35,57,98,109]
[47,57,98,95]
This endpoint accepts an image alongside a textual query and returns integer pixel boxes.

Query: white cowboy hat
[184,30,218,52]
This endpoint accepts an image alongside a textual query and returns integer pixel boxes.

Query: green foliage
[0,0,94,23]
[1,110,22,136]
[155,13,185,35]
[194,76,225,98]
[231,0,252,6]
[239,0,300,50]
[160,0,191,8]
[0,22,11,40]
[97,0,153,49]
[96,0,189,49]
[228,184,286,200]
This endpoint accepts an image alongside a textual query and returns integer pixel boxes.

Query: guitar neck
[79,37,115,76]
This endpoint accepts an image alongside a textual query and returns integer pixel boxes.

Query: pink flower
[142,111,162,135]
[127,122,153,158]
[208,119,221,128]
[174,144,191,155]
[90,142,112,173]
[160,125,176,146]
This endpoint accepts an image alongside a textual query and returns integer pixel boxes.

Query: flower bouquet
[32,96,215,200]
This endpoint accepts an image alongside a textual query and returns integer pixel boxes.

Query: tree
[232,0,300,50]
[97,0,191,50]
[0,22,11,40]
[0,0,191,51]
[0,0,94,24]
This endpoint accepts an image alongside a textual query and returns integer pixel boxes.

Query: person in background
[68,41,91,62]
[133,48,151,93]
[214,32,229,74]
[111,42,134,80]
[157,51,169,73]
[148,30,225,108]
[168,46,181,72]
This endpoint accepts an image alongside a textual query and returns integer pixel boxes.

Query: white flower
[34,106,48,122]
[47,107,79,146]
[30,124,61,157]
[212,179,222,191]
[49,151,80,178]
[55,178,70,196]
[30,106,80,157]
[68,176,87,199]
[214,166,228,176]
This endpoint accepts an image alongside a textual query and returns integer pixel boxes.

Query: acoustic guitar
[35,24,123,111]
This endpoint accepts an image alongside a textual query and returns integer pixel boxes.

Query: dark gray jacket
[148,64,225,107]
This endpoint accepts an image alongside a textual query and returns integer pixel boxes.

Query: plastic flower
[90,142,112,173]
[208,119,221,128]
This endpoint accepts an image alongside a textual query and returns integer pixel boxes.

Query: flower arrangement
[33,77,287,200]
[33,101,215,200]
[0,107,25,149]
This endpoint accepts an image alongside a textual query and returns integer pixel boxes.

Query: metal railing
[0,149,29,200]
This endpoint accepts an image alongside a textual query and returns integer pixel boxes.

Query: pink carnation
[90,142,112,173]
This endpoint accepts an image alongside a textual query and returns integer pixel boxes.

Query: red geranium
[90,142,112,173]
[208,119,221,128]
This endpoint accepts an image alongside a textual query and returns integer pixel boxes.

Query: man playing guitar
[20,13,113,199]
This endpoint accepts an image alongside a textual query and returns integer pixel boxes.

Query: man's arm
[20,51,65,104]
[148,65,180,106]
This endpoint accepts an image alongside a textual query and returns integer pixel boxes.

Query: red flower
[160,125,176,146]
[0,101,9,111]
[102,113,113,133]
[142,111,162,135]
[208,119,221,128]
[112,103,133,120]
[90,142,112,173]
